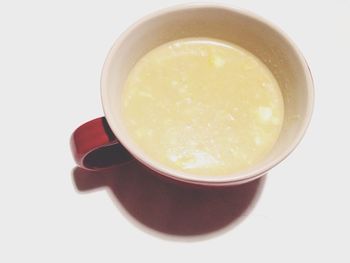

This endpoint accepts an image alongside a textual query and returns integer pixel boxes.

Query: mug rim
[100,3,314,185]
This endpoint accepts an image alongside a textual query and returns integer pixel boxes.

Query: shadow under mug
[71,4,314,186]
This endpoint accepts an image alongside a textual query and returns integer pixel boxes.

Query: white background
[1,0,349,262]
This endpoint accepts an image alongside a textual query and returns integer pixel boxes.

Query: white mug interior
[101,4,314,185]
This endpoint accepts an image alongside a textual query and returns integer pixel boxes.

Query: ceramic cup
[71,4,314,186]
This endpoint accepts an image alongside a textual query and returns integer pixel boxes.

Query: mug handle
[70,117,133,170]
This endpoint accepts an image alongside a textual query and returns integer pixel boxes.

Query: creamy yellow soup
[121,38,284,176]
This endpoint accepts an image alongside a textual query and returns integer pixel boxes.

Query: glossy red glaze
[70,117,132,170]
[73,164,265,235]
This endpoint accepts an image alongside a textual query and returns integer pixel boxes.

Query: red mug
[71,4,314,186]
